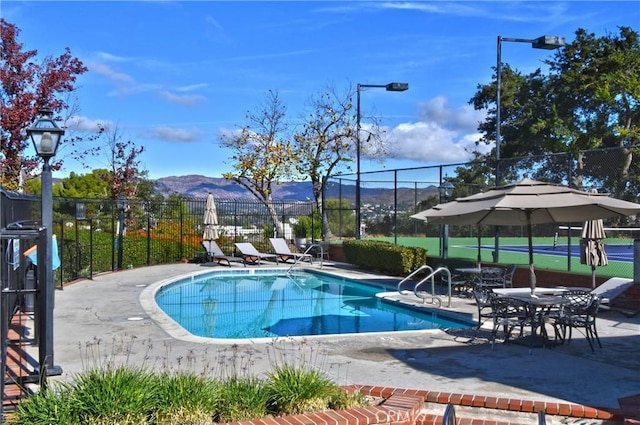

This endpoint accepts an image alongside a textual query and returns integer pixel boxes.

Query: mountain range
[153,175,438,206]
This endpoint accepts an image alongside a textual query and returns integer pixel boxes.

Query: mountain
[153,175,313,200]
[153,175,439,205]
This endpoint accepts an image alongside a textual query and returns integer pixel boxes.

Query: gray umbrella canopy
[581,219,608,289]
[411,178,640,292]
[203,193,219,241]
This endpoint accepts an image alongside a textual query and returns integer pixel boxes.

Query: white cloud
[159,90,207,108]
[383,96,491,163]
[146,127,201,143]
[87,61,137,95]
[66,116,113,133]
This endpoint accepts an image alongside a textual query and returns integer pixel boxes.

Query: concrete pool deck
[49,262,639,420]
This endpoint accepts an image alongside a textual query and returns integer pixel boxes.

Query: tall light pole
[356,82,409,239]
[117,195,128,270]
[494,35,565,262]
[438,180,454,259]
[26,107,64,377]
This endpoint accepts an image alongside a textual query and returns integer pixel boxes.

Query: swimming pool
[154,269,472,339]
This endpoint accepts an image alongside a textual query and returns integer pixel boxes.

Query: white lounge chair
[268,238,313,263]
[591,277,634,309]
[202,240,243,266]
[234,242,279,266]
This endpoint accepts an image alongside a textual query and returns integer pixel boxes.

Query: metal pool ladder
[397,265,453,307]
[286,243,323,274]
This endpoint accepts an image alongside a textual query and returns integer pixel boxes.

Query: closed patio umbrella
[203,193,219,241]
[411,177,640,293]
[581,218,608,289]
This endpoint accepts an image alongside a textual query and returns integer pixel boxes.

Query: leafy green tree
[221,90,298,237]
[53,169,110,198]
[323,198,355,237]
[469,26,639,197]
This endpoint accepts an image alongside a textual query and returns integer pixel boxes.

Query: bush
[343,240,427,275]
[11,340,370,424]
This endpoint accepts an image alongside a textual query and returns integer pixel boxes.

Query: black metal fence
[49,197,317,284]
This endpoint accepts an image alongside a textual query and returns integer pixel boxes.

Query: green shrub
[68,366,159,423]
[11,387,76,425]
[215,377,270,422]
[343,240,427,275]
[266,364,339,415]
[154,372,221,424]
[11,340,370,424]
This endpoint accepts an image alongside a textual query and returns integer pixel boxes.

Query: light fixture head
[385,82,409,92]
[439,181,455,200]
[532,35,566,50]
[26,107,65,159]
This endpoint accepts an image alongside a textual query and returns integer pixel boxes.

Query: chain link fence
[326,146,640,279]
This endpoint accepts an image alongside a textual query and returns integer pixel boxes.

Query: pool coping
[139,265,466,345]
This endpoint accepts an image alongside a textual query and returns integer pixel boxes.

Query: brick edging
[347,385,627,422]
[219,384,630,425]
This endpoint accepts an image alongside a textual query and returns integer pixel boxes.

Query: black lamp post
[438,181,454,259]
[26,107,64,377]
[494,35,565,262]
[117,195,128,270]
[355,82,409,239]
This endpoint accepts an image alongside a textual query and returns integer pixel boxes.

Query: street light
[438,181,454,258]
[26,107,64,377]
[496,35,565,185]
[494,35,565,262]
[356,82,409,239]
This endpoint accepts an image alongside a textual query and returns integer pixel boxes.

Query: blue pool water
[155,270,472,339]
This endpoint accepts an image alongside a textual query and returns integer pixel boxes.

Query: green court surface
[373,236,634,279]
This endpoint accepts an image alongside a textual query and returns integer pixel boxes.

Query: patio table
[493,287,568,296]
[498,294,570,350]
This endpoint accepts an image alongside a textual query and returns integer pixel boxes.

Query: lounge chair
[268,238,313,263]
[202,240,243,266]
[590,277,634,309]
[234,242,279,266]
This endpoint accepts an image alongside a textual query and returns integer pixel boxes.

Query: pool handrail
[286,243,323,274]
[397,265,433,294]
[413,266,452,307]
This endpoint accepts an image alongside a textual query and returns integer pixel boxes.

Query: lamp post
[356,82,409,239]
[494,35,565,261]
[116,195,128,270]
[438,180,454,258]
[26,107,64,377]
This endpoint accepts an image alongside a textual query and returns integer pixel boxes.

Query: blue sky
[2,1,638,180]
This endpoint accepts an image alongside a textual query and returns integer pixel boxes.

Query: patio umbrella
[202,193,219,241]
[581,218,608,289]
[411,177,640,293]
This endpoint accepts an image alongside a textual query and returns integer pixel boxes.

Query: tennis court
[376,236,636,279]
[483,243,635,263]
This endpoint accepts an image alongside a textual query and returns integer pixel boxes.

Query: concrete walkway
[50,263,639,412]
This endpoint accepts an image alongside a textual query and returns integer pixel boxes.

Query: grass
[10,337,370,425]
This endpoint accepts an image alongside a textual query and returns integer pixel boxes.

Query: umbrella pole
[527,212,536,294]
[477,225,482,266]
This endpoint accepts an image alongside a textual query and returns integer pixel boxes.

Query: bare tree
[293,83,388,239]
[221,90,298,237]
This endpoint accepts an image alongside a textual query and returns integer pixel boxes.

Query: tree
[469,26,640,197]
[102,126,145,199]
[53,169,110,198]
[293,84,389,239]
[220,90,298,237]
[0,19,87,190]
